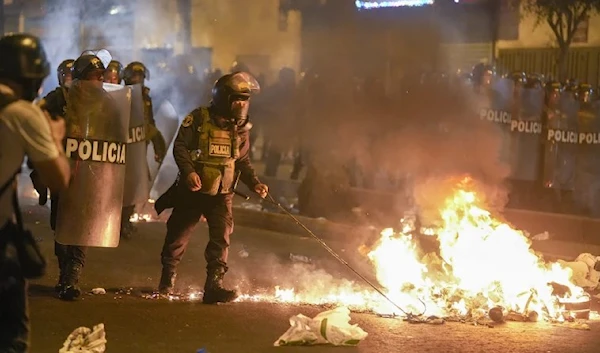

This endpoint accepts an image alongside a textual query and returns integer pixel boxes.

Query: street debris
[289,253,312,264]
[529,231,550,241]
[558,253,600,290]
[238,245,249,258]
[91,288,106,295]
[59,323,107,353]
[239,202,262,211]
[274,306,368,346]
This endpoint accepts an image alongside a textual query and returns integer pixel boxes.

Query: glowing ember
[238,177,588,322]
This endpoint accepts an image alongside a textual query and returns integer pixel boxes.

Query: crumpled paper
[59,323,107,353]
[274,306,368,347]
[558,253,600,289]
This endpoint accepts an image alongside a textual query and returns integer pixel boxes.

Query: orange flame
[239,177,587,321]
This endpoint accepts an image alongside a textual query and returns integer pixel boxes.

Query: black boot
[158,269,176,295]
[203,269,238,304]
[58,262,82,301]
[54,259,66,293]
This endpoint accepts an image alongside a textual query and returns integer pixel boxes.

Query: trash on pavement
[274,306,368,347]
[238,245,249,258]
[289,253,312,264]
[558,253,600,289]
[91,288,106,295]
[530,231,550,241]
[59,323,107,353]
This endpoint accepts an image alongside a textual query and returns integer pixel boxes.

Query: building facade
[1,0,301,86]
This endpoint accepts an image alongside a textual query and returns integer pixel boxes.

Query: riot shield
[573,100,600,214]
[148,99,180,200]
[542,92,578,190]
[476,77,514,165]
[508,86,544,181]
[122,84,150,207]
[55,80,131,247]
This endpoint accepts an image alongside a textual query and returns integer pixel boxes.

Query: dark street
[20,202,600,353]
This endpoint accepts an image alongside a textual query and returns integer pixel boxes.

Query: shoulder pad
[181,107,204,128]
[182,114,194,128]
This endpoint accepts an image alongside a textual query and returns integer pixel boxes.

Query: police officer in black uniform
[30,59,74,205]
[104,60,123,85]
[52,54,108,300]
[120,61,166,237]
[155,71,268,303]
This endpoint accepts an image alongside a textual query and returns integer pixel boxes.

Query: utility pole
[0,0,5,36]
[177,0,191,53]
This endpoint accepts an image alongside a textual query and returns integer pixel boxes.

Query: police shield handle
[187,172,202,191]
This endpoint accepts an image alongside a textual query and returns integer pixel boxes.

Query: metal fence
[497,47,600,86]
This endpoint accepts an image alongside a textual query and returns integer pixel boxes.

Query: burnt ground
[11,202,600,353]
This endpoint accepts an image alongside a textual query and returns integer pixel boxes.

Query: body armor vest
[192,107,240,195]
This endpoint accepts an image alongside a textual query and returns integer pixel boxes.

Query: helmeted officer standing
[30,59,74,205]
[52,53,108,300]
[104,60,123,85]
[155,71,268,304]
[120,61,166,237]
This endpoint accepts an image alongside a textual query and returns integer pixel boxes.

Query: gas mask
[229,95,250,127]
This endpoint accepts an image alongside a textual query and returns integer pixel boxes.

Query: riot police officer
[30,59,74,205]
[121,61,166,237]
[470,63,494,92]
[52,53,108,300]
[104,60,123,84]
[155,71,269,303]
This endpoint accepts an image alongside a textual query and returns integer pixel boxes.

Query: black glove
[30,170,48,206]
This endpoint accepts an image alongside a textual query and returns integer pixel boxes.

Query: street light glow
[355,0,435,9]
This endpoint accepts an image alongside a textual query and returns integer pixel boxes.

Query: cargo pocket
[200,166,223,196]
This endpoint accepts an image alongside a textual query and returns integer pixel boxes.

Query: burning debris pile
[238,177,591,324]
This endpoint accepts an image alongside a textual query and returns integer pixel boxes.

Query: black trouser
[161,192,234,273]
[0,223,29,353]
[50,196,87,269]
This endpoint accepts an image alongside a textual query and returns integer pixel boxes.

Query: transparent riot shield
[508,86,545,181]
[573,100,600,214]
[542,92,578,190]
[122,84,150,207]
[148,99,180,200]
[476,77,514,165]
[55,80,131,247]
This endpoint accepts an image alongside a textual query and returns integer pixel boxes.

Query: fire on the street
[235,177,591,323]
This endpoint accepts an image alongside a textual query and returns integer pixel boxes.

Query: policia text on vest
[65,137,126,164]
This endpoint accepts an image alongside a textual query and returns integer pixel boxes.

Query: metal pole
[0,0,5,36]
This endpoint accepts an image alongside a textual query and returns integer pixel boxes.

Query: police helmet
[123,61,149,84]
[105,60,123,84]
[211,71,260,121]
[0,33,50,101]
[526,73,543,88]
[57,59,74,85]
[509,71,527,85]
[471,63,494,86]
[545,80,562,93]
[72,54,106,81]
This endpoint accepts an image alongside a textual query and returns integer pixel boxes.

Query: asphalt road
[9,199,598,353]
